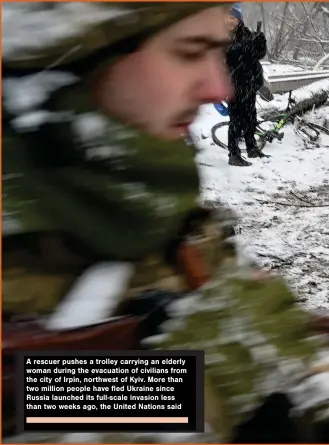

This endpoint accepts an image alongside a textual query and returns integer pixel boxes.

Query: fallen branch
[199,162,215,168]
[289,190,314,205]
[257,252,294,266]
[256,198,329,208]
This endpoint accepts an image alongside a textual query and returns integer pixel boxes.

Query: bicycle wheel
[212,121,268,151]
[307,122,329,136]
[294,120,320,142]
[211,121,229,149]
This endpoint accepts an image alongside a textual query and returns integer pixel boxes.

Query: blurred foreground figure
[2,3,329,443]
[226,4,269,166]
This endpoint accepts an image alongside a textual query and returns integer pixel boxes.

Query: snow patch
[3,72,78,114]
[46,262,134,330]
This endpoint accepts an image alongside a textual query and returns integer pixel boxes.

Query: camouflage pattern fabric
[3,82,200,259]
[2,81,201,314]
[156,209,329,441]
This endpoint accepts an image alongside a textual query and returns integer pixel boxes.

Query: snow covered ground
[190,95,329,311]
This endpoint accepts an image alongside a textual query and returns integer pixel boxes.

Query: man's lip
[174,124,191,135]
[175,122,192,129]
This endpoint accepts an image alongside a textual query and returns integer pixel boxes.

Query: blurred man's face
[227,15,240,32]
[94,7,233,140]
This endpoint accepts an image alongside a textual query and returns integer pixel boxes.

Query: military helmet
[3,2,231,71]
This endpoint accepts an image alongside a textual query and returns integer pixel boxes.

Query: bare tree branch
[301,2,327,54]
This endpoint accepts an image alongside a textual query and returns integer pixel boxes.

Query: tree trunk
[259,89,329,122]
[259,3,267,39]
[272,2,289,59]
[292,19,310,60]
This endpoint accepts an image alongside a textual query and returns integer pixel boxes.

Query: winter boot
[247,147,268,158]
[229,154,252,167]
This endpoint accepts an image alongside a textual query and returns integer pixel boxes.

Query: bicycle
[211,91,329,152]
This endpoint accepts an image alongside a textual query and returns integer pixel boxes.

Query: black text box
[17,350,204,433]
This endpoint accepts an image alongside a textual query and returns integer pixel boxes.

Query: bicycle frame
[255,91,295,142]
[211,89,328,151]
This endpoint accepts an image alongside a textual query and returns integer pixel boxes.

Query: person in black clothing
[226,4,268,166]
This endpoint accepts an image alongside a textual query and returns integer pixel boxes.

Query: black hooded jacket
[226,22,267,102]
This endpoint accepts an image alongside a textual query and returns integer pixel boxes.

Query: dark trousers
[228,92,258,156]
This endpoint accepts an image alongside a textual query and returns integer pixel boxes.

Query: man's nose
[195,58,234,104]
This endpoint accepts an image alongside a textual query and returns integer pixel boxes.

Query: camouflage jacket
[2,79,211,313]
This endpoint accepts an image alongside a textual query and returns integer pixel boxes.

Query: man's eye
[176,50,204,61]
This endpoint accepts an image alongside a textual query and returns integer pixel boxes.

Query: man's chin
[163,131,190,141]
[143,122,192,141]
[149,127,190,141]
